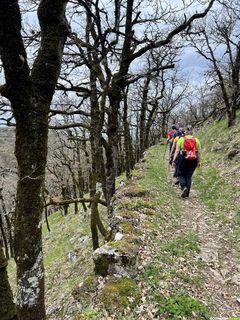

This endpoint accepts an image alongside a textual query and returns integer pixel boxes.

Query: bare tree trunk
[0,241,17,320]
[0,212,9,260]
[90,193,100,251]
[0,1,69,319]
[61,184,69,215]
[72,184,78,214]
[0,189,14,258]
[123,90,134,178]
[76,144,87,212]
[161,112,168,138]
[135,112,140,163]
[145,100,159,150]
[106,91,120,206]
[89,70,106,246]
[139,77,151,157]
[229,43,240,126]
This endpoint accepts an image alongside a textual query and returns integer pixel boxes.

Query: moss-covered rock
[143,208,156,216]
[108,240,138,257]
[99,277,140,311]
[93,245,117,276]
[72,275,98,304]
[118,210,139,220]
[122,185,147,197]
[227,144,239,160]
[93,239,139,277]
[116,198,156,211]
[130,169,144,180]
[118,222,143,237]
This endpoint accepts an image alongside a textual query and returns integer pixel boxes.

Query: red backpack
[183,136,197,160]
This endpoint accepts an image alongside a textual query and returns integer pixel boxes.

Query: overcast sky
[180,47,208,84]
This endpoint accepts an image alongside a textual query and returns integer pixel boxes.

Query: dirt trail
[174,182,240,318]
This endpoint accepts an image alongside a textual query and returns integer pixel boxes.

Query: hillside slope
[7,114,240,319]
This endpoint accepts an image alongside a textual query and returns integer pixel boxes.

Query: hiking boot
[181,187,189,198]
[174,180,180,185]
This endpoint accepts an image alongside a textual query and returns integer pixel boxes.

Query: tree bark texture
[145,100,159,150]
[139,77,151,156]
[89,70,107,248]
[0,1,69,319]
[0,241,17,320]
[123,90,134,179]
[0,189,14,258]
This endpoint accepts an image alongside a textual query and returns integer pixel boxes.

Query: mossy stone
[108,240,138,256]
[143,208,155,216]
[119,222,143,237]
[130,170,142,178]
[99,277,140,311]
[123,185,147,197]
[72,275,98,303]
[119,210,139,220]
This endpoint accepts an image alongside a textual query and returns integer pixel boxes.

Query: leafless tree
[0,1,70,319]
[189,2,240,126]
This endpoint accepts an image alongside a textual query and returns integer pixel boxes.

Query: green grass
[194,114,240,234]
[232,208,240,242]
[6,114,240,319]
[135,144,209,317]
[75,306,104,320]
[194,166,236,211]
[160,232,200,257]
[156,291,210,319]
[139,145,181,215]
[7,204,108,317]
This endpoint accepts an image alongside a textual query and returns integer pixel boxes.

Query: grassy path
[7,141,239,320]
[135,144,240,319]
[175,187,240,317]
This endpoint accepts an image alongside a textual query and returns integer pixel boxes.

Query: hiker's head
[185,125,193,134]
[176,127,184,137]
[171,124,177,130]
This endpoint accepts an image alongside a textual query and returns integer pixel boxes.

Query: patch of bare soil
[173,183,240,317]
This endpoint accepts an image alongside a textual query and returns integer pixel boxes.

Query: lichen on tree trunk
[0,1,69,319]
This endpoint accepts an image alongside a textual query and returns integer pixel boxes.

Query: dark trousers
[178,157,198,194]
[173,153,181,178]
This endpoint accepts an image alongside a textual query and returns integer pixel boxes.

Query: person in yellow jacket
[169,128,185,185]
[172,125,201,198]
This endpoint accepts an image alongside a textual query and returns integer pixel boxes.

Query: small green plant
[232,209,240,242]
[99,277,140,311]
[156,291,210,319]
[116,197,157,210]
[140,264,164,288]
[75,306,102,319]
[160,232,200,257]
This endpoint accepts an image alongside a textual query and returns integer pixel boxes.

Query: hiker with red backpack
[172,125,201,198]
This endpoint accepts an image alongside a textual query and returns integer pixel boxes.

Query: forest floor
[165,166,240,318]
[7,117,240,319]
[127,142,240,320]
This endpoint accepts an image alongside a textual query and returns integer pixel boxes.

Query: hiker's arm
[172,143,180,165]
[170,142,176,158]
[197,150,201,167]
